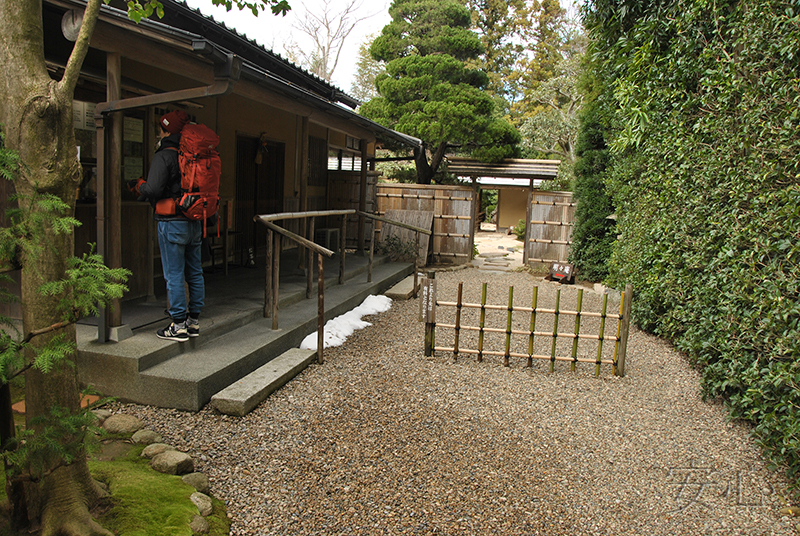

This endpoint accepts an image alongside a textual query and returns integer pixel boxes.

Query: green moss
[90,458,196,535]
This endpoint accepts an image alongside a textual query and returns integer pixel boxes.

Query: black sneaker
[156,322,189,342]
[186,318,200,338]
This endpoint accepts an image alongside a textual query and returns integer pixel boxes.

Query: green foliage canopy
[361,0,519,184]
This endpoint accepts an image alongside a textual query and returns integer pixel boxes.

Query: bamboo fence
[422,278,633,376]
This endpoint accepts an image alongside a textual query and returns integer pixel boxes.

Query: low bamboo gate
[421,277,633,376]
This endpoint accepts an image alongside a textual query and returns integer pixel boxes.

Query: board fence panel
[376,183,475,265]
[526,190,576,265]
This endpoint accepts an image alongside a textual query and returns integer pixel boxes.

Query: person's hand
[127,178,145,196]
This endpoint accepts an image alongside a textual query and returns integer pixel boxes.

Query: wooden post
[367,226,375,282]
[596,294,608,376]
[264,228,272,318]
[423,272,436,356]
[339,214,346,285]
[615,284,633,377]
[307,217,315,299]
[478,282,487,363]
[317,252,325,364]
[504,286,513,367]
[550,289,561,372]
[413,232,420,299]
[453,282,463,362]
[571,289,583,372]
[528,286,538,368]
[106,52,123,330]
[358,139,368,254]
[272,231,280,329]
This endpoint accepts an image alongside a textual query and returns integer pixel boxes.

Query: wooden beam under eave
[309,113,376,144]
[90,20,214,86]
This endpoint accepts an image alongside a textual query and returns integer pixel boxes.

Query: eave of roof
[53,0,421,149]
[446,157,561,180]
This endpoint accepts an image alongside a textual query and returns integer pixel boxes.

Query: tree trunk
[414,144,434,184]
[0,0,111,533]
[414,141,449,185]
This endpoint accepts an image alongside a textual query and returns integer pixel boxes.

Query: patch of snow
[299,295,392,351]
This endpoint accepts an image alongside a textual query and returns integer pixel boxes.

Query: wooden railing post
[272,231,280,330]
[317,252,325,364]
[339,214,346,285]
[307,217,315,299]
[368,226,375,282]
[264,228,272,318]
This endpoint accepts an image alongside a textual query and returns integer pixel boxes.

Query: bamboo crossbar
[435,301,623,319]
[527,238,572,246]
[527,257,564,264]
[377,193,435,200]
[433,233,471,238]
[435,324,620,342]
[531,200,577,207]
[529,220,574,226]
[436,215,471,220]
[433,347,615,364]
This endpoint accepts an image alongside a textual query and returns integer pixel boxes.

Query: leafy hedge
[583,0,800,490]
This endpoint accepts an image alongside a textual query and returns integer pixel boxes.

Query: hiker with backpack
[128,109,219,342]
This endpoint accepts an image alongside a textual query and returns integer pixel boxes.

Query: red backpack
[175,124,221,234]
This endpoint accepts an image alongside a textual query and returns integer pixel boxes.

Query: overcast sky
[184,0,392,91]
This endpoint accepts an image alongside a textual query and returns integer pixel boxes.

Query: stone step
[384,274,420,300]
[211,348,317,416]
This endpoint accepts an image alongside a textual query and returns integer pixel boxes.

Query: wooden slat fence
[525,190,576,265]
[421,277,633,376]
[376,183,475,265]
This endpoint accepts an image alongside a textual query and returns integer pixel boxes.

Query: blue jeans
[157,220,205,321]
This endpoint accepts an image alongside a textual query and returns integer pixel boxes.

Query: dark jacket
[139,134,186,222]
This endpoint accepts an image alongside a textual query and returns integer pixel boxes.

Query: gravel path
[117,268,795,535]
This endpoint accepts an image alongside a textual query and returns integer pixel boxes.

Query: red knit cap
[159,110,189,135]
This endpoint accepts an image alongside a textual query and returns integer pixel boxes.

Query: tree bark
[0,0,112,533]
[414,144,433,184]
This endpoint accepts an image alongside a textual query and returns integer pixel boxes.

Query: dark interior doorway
[235,135,285,265]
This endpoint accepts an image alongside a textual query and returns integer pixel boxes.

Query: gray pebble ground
[118,268,796,535]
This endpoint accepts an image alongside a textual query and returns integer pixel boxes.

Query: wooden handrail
[260,220,334,258]
[254,208,430,364]
[256,209,354,223]
[356,210,432,235]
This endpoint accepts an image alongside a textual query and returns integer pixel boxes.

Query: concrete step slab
[211,348,317,416]
[384,274,420,300]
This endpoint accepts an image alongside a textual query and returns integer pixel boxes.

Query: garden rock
[91,409,112,424]
[131,429,162,445]
[102,414,143,434]
[190,515,209,534]
[182,472,210,495]
[140,443,175,459]
[150,450,194,475]
[191,492,213,517]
